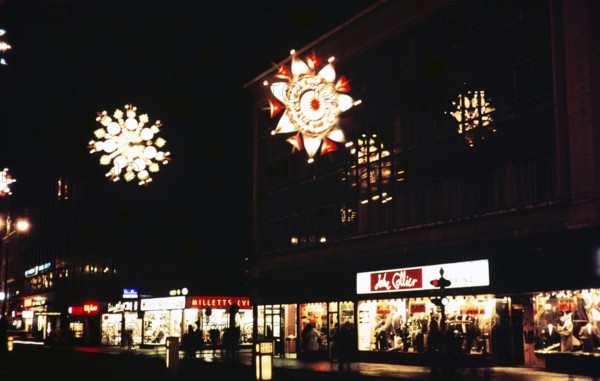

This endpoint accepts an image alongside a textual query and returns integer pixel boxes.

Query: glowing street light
[88,104,171,186]
[1,215,30,317]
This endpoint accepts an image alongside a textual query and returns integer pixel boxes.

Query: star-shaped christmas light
[0,29,12,65]
[0,168,16,196]
[88,104,171,186]
[267,50,360,163]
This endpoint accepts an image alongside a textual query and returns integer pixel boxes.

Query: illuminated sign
[107,301,137,313]
[24,262,52,277]
[123,288,138,299]
[69,302,100,316]
[187,296,251,309]
[140,296,185,311]
[409,303,426,314]
[259,341,273,354]
[84,302,100,315]
[356,260,490,294]
[68,306,84,315]
[32,298,46,307]
[35,311,61,316]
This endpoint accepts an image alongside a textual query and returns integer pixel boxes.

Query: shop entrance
[257,304,297,358]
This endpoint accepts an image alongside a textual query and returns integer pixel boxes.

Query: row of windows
[259,147,556,250]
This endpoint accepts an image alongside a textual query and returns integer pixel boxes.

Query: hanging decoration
[88,104,171,186]
[0,29,11,65]
[267,49,360,163]
[0,168,16,196]
[445,89,496,147]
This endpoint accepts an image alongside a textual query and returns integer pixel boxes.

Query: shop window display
[299,302,329,358]
[184,307,253,347]
[533,288,600,354]
[357,295,496,354]
[143,310,181,344]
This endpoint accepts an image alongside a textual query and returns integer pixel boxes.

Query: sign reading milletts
[187,296,251,309]
[356,259,490,294]
[141,296,186,311]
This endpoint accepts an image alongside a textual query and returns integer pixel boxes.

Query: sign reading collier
[356,259,490,294]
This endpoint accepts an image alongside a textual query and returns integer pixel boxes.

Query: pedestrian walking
[335,321,355,371]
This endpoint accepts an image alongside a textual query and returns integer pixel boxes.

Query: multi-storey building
[245,0,600,373]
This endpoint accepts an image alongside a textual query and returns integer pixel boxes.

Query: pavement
[3,342,600,381]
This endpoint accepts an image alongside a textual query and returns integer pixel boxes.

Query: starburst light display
[0,168,16,196]
[88,104,171,186]
[267,50,360,163]
[0,29,12,65]
[445,89,496,147]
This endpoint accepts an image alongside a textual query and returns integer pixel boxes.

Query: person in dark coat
[182,325,195,359]
[335,321,355,371]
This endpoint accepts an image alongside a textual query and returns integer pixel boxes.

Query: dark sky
[0,0,378,292]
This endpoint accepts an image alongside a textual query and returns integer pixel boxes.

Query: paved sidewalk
[70,344,600,381]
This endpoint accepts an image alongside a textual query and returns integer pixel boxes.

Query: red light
[430,279,439,287]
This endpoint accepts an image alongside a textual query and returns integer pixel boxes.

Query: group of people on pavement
[301,320,356,371]
[181,324,205,359]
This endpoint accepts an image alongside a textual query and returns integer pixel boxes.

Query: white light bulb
[107,122,121,135]
[125,118,138,130]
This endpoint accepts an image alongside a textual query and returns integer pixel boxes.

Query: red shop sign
[370,268,423,292]
[187,296,251,309]
[83,302,100,315]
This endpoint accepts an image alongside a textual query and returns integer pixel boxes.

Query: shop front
[256,301,355,360]
[67,301,101,344]
[140,295,185,345]
[13,293,61,343]
[101,300,141,346]
[185,296,253,348]
[356,259,494,365]
[529,287,600,374]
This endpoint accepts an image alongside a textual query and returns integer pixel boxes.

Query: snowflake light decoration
[0,168,16,196]
[88,104,171,186]
[0,29,11,65]
[445,89,496,147]
[267,50,360,163]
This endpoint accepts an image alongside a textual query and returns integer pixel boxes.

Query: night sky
[0,0,378,293]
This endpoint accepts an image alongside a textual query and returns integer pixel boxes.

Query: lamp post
[1,215,30,318]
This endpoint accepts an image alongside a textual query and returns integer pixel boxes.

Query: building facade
[246,0,600,373]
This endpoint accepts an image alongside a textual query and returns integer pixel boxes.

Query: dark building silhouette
[246,0,600,371]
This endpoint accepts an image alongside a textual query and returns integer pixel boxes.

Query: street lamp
[1,215,30,318]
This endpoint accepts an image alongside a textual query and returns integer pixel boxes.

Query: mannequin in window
[556,312,579,352]
[542,322,560,348]
[578,322,600,352]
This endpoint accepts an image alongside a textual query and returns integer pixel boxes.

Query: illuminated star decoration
[445,89,496,147]
[88,104,171,186]
[0,168,16,196]
[268,50,360,163]
[0,29,12,65]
